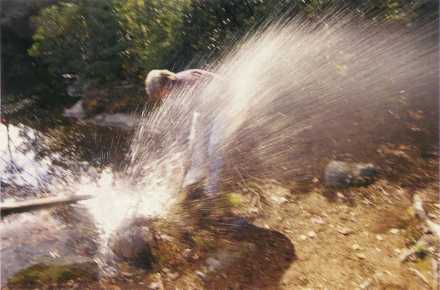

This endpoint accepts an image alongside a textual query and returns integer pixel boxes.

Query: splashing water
[77,164,183,243]
[69,12,437,257]
[128,12,437,187]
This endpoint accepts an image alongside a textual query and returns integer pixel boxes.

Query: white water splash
[77,168,181,243]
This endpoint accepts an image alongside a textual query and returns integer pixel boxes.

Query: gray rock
[324,161,377,188]
[324,161,353,187]
[1,211,98,287]
[351,163,377,186]
[109,217,156,268]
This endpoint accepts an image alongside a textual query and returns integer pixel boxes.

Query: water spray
[76,12,438,253]
[2,11,437,275]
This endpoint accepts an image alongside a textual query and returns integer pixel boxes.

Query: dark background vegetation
[1,0,438,107]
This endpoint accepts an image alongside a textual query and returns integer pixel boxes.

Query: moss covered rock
[7,256,98,288]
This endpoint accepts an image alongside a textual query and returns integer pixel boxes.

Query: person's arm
[176,69,222,84]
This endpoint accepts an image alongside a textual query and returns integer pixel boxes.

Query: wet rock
[1,210,98,286]
[351,163,377,185]
[109,217,156,269]
[324,161,352,187]
[324,161,377,188]
[7,256,98,288]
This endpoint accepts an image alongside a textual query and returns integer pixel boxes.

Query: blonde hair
[145,69,177,99]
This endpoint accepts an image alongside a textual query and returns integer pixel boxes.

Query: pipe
[0,194,93,218]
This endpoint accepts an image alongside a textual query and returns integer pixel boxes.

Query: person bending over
[145,69,224,198]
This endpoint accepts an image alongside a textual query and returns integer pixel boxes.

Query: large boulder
[109,217,157,269]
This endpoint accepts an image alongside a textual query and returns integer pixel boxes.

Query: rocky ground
[2,82,438,289]
[4,141,438,290]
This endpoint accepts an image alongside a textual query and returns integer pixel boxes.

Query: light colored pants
[182,111,224,197]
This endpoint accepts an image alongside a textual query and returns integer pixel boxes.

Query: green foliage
[23,0,438,97]
[225,192,243,208]
[29,1,126,83]
[168,0,438,69]
[114,0,190,79]
[29,0,189,84]
[171,0,302,67]
[7,262,97,287]
[344,0,438,21]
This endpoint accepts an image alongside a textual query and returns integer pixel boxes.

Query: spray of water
[77,12,437,256]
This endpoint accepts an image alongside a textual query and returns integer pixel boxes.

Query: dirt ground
[4,93,439,290]
[7,142,438,290]
[264,181,439,290]
[116,144,439,290]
